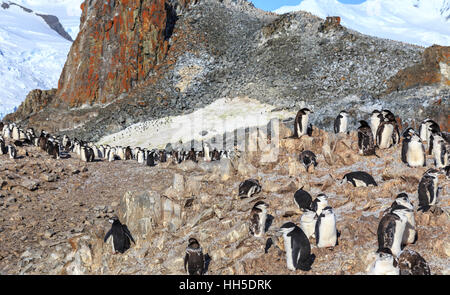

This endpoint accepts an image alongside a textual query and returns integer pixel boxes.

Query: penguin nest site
[0,108,449,275]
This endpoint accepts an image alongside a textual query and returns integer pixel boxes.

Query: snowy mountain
[0,0,82,119]
[274,0,450,47]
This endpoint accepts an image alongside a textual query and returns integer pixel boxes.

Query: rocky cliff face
[56,0,192,107]
[4,0,450,139]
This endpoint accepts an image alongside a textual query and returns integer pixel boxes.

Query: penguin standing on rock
[0,137,6,155]
[431,133,448,168]
[376,118,395,149]
[390,193,417,246]
[401,128,415,164]
[377,207,409,256]
[184,238,205,275]
[293,189,312,212]
[334,110,349,134]
[293,108,313,138]
[104,216,135,254]
[8,144,16,159]
[404,133,426,167]
[315,206,337,248]
[357,120,376,156]
[417,169,440,212]
[342,171,377,187]
[370,110,383,144]
[249,201,268,238]
[299,150,317,172]
[146,150,156,167]
[279,222,315,271]
[238,179,261,199]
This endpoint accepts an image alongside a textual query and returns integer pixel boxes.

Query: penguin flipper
[122,225,136,244]
[104,229,112,243]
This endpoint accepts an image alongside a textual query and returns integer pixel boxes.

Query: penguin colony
[0,106,448,275]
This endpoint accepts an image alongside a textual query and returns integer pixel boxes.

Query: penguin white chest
[391,219,407,256]
[300,213,317,239]
[255,211,267,237]
[300,115,309,135]
[317,214,337,248]
[406,140,424,166]
[282,234,295,271]
[370,117,380,139]
[378,124,394,149]
[339,116,348,133]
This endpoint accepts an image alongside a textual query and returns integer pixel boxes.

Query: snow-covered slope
[274,0,450,47]
[0,0,82,119]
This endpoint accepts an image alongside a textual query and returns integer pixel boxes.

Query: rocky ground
[0,123,448,275]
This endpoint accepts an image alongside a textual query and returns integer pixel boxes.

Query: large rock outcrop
[57,0,192,107]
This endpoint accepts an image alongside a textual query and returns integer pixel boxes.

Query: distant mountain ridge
[274,0,450,47]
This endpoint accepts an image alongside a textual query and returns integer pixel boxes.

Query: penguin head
[424,168,440,178]
[402,127,415,138]
[358,120,370,128]
[316,193,328,202]
[188,238,200,248]
[300,108,313,114]
[394,193,412,208]
[253,201,268,211]
[279,222,297,234]
[109,216,120,224]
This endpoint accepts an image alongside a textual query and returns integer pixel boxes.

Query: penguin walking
[300,210,317,239]
[334,110,349,134]
[342,171,377,187]
[249,201,268,238]
[390,193,417,246]
[184,238,205,275]
[404,133,426,167]
[315,206,337,248]
[238,179,261,199]
[417,169,440,212]
[357,120,376,156]
[310,193,329,216]
[398,249,431,275]
[103,216,135,254]
[8,144,16,159]
[377,207,409,256]
[299,150,317,172]
[368,248,399,275]
[293,108,313,138]
[431,133,448,168]
[293,188,312,212]
[279,222,315,271]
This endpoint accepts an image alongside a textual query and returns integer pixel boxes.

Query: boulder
[119,191,183,240]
